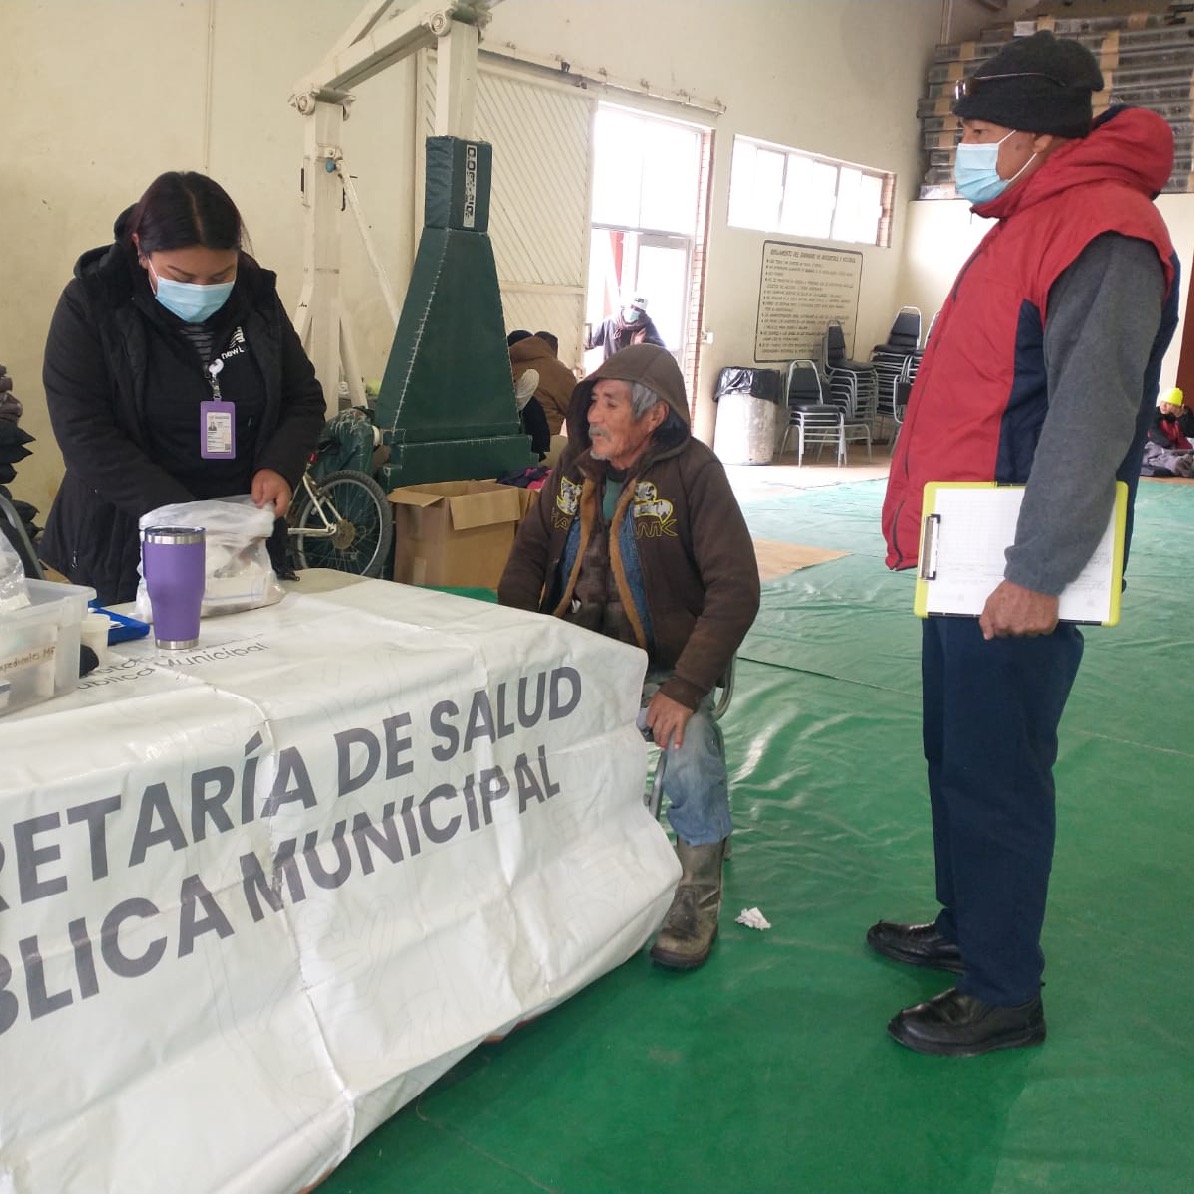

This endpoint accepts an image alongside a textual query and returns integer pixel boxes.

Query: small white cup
[80,613,112,665]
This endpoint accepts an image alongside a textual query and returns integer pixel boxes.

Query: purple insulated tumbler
[142,526,206,649]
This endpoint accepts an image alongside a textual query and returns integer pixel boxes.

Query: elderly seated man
[498,344,760,970]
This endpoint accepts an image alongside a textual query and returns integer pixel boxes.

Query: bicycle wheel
[291,470,393,578]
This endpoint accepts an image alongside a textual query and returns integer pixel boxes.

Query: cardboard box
[389,480,522,589]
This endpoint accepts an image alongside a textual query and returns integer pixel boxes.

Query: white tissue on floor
[735,906,771,930]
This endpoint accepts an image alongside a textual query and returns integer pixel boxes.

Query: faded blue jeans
[642,674,732,847]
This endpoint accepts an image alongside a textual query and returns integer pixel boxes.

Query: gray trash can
[713,367,782,465]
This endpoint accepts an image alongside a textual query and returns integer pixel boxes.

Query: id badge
[200,401,236,460]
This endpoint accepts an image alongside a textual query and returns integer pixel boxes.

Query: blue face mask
[622,307,641,324]
[149,262,235,323]
[954,130,1030,205]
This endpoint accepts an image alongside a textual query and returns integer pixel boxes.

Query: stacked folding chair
[869,307,922,442]
[820,322,875,462]
[887,309,940,451]
[780,359,844,466]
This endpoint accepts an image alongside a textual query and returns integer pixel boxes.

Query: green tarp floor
[322,478,1194,1194]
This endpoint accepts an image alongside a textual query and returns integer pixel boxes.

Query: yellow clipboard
[914,481,1128,627]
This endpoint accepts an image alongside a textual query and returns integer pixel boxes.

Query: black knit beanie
[952,31,1104,138]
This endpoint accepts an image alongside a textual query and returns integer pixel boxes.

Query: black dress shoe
[888,987,1046,1057]
[866,920,964,974]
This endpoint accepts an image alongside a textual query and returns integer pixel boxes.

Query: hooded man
[499,344,759,969]
[585,293,666,360]
[507,330,577,437]
[876,32,1179,1055]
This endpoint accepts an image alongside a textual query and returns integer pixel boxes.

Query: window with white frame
[591,105,702,235]
[728,135,894,248]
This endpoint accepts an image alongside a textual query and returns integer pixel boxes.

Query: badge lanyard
[199,357,236,460]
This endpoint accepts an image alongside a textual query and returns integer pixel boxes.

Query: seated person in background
[40,170,324,604]
[0,364,18,422]
[585,293,666,360]
[514,369,550,460]
[508,330,576,436]
[0,363,40,572]
[499,344,759,971]
[1142,387,1194,477]
[0,362,26,480]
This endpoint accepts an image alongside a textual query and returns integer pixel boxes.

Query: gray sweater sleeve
[1004,233,1165,594]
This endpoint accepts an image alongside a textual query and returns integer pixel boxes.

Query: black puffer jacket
[41,217,325,603]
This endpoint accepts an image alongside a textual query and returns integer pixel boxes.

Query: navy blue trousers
[922,616,1084,1006]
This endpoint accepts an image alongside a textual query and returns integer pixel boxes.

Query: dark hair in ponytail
[126,171,247,254]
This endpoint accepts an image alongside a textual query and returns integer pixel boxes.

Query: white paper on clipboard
[914,482,1127,626]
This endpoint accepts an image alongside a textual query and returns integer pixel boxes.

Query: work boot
[650,838,727,971]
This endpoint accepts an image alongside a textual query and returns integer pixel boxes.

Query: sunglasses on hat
[953,71,1067,102]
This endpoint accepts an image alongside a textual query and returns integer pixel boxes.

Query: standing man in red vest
[874,32,1179,1055]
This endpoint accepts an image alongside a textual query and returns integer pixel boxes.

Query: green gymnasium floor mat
[319,478,1194,1194]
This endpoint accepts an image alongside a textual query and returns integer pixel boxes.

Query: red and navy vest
[883,107,1178,571]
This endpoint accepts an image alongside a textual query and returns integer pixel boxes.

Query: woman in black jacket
[41,171,325,603]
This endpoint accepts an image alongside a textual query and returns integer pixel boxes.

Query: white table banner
[0,579,678,1193]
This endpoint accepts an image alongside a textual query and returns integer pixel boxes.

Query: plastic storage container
[0,579,95,717]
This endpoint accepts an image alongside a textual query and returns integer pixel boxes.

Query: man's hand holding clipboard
[978,579,1060,640]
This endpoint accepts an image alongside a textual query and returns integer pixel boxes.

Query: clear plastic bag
[0,533,29,614]
[134,496,284,622]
